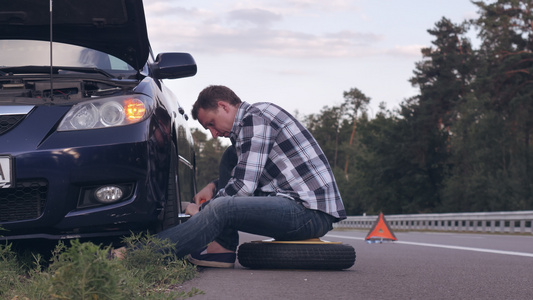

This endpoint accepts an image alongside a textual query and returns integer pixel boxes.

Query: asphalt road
[178,229,533,300]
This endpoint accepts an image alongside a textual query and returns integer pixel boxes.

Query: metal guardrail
[334,211,533,234]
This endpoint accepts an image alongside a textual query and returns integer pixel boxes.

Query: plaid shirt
[217,102,346,220]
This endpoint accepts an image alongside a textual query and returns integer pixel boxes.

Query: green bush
[0,242,26,297]
[47,240,123,299]
[120,232,200,298]
[2,234,201,300]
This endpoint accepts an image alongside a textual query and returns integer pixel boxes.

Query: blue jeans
[156,195,335,258]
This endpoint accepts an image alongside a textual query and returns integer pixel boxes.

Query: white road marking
[325,234,533,258]
[325,234,365,241]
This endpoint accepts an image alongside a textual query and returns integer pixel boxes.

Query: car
[0,0,197,241]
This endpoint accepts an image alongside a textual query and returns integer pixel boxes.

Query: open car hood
[0,0,149,70]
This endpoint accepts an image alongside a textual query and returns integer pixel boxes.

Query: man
[158,85,346,268]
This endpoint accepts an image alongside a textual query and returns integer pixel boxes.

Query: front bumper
[0,112,171,240]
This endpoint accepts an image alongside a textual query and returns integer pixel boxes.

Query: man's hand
[185,203,200,216]
[193,182,217,204]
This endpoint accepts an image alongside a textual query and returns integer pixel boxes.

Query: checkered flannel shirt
[216,101,346,220]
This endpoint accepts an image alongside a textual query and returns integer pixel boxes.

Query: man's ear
[218,101,229,113]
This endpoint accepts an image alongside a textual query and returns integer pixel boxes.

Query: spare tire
[238,241,355,270]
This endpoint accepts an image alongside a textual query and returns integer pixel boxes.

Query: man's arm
[218,115,274,197]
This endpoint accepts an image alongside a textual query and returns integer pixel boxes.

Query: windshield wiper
[0,66,115,78]
[56,67,116,78]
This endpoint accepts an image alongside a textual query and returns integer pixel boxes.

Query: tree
[342,88,370,177]
[442,0,533,211]
[349,105,408,214]
[192,129,226,189]
[304,0,533,214]
[404,17,475,212]
[304,105,346,169]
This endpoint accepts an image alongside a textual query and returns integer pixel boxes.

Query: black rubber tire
[238,242,356,270]
[159,143,182,231]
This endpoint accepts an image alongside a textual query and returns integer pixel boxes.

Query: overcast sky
[143,0,479,132]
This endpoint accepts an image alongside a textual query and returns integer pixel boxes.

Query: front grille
[0,115,24,135]
[0,180,48,222]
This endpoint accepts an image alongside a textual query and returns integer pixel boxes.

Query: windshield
[0,40,136,74]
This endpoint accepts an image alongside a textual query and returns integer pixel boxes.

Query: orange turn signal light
[124,99,146,121]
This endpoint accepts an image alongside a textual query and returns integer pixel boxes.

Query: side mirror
[152,53,197,79]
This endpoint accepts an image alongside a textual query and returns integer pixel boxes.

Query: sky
[143,0,480,133]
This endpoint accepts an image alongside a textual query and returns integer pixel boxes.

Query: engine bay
[0,77,131,102]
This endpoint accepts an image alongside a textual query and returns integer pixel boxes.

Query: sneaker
[187,248,236,268]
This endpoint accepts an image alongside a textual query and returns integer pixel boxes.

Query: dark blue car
[0,0,197,240]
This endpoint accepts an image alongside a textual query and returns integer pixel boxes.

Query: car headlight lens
[68,103,99,129]
[100,101,125,126]
[58,95,153,131]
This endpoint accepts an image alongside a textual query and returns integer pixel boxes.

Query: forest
[192,0,533,216]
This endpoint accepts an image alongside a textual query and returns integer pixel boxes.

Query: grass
[0,232,202,300]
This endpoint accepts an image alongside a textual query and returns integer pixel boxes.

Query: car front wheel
[156,142,183,232]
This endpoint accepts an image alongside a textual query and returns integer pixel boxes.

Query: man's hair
[191,85,242,120]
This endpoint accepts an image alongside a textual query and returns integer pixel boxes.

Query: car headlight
[58,95,153,131]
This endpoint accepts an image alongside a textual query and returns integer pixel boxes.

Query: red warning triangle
[365,212,397,241]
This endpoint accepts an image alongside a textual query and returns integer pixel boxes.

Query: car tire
[237,241,356,270]
[158,142,182,231]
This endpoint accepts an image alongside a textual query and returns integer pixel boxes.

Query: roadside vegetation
[0,232,202,299]
[194,0,533,216]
